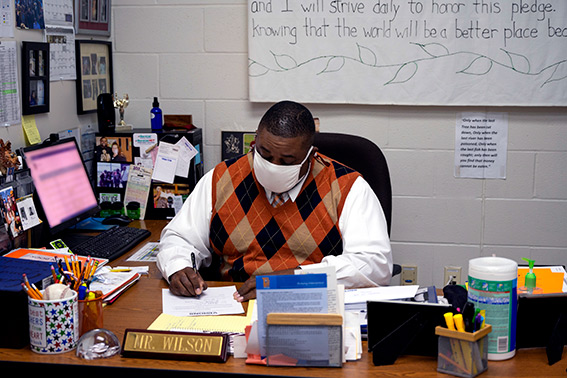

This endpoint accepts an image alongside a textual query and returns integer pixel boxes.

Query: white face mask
[253,146,313,193]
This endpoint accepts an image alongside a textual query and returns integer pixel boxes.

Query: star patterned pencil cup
[28,290,79,354]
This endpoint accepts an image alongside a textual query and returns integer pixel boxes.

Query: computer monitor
[22,137,100,236]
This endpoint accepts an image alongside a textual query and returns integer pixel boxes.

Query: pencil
[21,283,40,300]
[31,283,43,299]
[50,264,58,282]
[22,273,41,298]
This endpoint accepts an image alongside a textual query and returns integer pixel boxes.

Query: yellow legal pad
[148,300,256,334]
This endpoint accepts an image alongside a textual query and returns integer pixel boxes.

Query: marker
[444,312,456,330]
[78,283,88,300]
[453,313,466,332]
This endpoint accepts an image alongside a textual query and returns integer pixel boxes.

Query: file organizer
[265,313,343,367]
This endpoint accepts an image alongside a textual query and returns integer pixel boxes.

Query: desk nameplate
[121,329,229,363]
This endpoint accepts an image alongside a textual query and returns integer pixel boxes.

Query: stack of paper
[344,285,420,336]
[149,296,256,354]
[161,286,244,317]
[345,285,419,310]
[3,247,108,269]
[88,267,140,304]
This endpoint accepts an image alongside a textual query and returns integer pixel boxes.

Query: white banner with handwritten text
[248,0,567,106]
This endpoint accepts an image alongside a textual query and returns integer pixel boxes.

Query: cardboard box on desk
[0,256,54,348]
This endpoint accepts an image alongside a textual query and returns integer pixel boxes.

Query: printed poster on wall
[454,112,508,179]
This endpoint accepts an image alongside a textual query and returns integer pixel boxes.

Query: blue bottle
[150,97,163,132]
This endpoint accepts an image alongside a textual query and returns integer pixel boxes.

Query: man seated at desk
[157,100,392,302]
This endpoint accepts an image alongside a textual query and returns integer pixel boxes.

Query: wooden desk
[1,220,566,377]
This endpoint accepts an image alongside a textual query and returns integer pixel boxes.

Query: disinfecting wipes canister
[468,257,518,360]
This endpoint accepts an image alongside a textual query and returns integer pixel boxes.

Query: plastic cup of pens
[27,283,79,354]
[435,311,492,378]
[78,289,104,337]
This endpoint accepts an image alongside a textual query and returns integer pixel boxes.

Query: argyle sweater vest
[209,152,360,282]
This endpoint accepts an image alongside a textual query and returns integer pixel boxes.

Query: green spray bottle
[521,258,536,294]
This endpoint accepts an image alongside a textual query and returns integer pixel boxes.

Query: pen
[462,302,475,332]
[191,252,201,297]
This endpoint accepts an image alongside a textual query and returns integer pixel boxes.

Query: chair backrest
[313,132,392,235]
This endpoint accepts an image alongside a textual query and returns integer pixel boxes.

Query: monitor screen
[23,137,99,234]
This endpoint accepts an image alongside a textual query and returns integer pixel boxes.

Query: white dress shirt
[157,166,393,289]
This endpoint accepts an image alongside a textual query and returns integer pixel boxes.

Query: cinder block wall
[111,1,567,287]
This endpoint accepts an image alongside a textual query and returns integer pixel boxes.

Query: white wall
[113,1,566,286]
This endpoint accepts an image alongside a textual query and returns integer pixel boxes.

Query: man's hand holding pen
[168,253,207,297]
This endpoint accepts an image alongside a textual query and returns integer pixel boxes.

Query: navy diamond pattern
[210,213,230,251]
[295,180,323,221]
[234,172,259,214]
[318,225,343,256]
[256,217,287,260]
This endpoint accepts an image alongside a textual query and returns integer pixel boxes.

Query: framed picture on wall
[21,42,50,115]
[75,39,113,114]
[75,0,111,36]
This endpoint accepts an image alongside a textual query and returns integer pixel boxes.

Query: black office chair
[313,132,401,277]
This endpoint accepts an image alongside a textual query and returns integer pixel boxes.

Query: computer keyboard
[71,226,151,261]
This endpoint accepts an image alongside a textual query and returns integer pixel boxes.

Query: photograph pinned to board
[0,186,24,238]
[152,183,189,214]
[21,41,50,115]
[94,135,133,162]
[15,194,41,231]
[96,162,129,189]
[16,0,45,29]
[221,131,256,161]
[75,39,113,114]
[98,192,120,204]
[75,0,111,36]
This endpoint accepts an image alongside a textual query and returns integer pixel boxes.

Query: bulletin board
[248,0,567,106]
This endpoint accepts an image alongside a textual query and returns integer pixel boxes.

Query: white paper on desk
[152,142,179,184]
[344,285,419,304]
[175,136,198,178]
[245,320,260,355]
[344,311,362,361]
[162,286,244,317]
[126,242,159,262]
[295,264,339,314]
